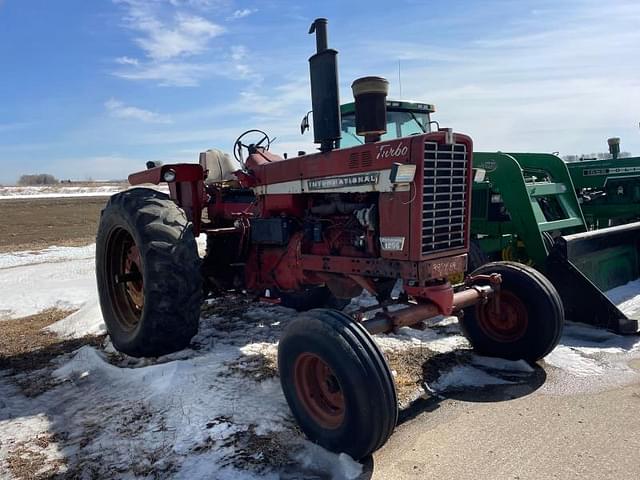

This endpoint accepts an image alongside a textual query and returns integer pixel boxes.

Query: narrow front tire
[460,262,563,362]
[278,309,397,459]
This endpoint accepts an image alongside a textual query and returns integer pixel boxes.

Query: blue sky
[0,0,638,184]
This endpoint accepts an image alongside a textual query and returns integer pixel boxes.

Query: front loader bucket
[546,221,640,334]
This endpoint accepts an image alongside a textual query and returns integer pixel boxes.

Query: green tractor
[338,100,640,334]
[566,138,640,229]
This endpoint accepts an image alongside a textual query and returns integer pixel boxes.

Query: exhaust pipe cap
[607,137,621,159]
[351,76,389,97]
[351,76,389,139]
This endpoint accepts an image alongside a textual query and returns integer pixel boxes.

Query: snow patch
[295,445,363,479]
[471,355,534,373]
[47,299,106,338]
[0,246,97,320]
[606,278,640,317]
[430,365,513,391]
[544,346,606,376]
[374,322,469,354]
[0,376,66,475]
[0,185,123,200]
[0,184,169,200]
[0,244,95,269]
[541,321,640,394]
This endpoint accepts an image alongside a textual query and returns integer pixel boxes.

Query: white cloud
[355,1,640,156]
[168,0,211,6]
[113,61,217,87]
[126,11,224,61]
[228,8,255,20]
[228,45,257,79]
[230,45,247,61]
[115,56,139,66]
[112,0,225,86]
[105,98,172,124]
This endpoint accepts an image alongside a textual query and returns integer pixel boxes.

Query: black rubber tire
[460,261,563,362]
[279,286,351,311]
[467,239,489,272]
[96,188,202,357]
[278,309,398,459]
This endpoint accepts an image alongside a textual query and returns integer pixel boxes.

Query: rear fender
[128,163,204,185]
[128,164,206,235]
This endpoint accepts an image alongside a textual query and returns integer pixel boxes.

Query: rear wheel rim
[477,290,528,343]
[293,353,345,429]
[105,228,144,331]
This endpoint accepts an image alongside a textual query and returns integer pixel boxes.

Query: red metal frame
[127,131,475,318]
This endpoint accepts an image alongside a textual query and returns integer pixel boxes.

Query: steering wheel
[233,129,272,169]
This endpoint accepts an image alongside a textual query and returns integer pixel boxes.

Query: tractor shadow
[398,350,547,426]
[358,349,547,480]
[0,335,106,397]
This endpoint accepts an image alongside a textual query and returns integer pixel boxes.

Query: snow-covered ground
[0,245,97,321]
[1,243,640,478]
[0,185,124,200]
[0,184,170,200]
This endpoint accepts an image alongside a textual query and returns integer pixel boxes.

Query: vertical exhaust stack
[351,76,389,143]
[608,137,620,160]
[308,18,341,152]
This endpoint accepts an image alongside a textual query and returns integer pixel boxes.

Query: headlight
[389,163,416,184]
[163,169,177,182]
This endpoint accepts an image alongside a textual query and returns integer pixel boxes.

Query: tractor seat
[199,149,237,184]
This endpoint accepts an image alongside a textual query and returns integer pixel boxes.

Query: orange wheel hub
[293,353,345,429]
[477,290,528,343]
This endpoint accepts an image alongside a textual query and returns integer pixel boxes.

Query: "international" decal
[307,172,380,190]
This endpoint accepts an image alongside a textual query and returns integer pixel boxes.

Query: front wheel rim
[293,353,345,429]
[477,290,529,343]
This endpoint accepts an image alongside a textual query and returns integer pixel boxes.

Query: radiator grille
[422,141,468,254]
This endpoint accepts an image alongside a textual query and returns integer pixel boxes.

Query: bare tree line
[17,173,58,185]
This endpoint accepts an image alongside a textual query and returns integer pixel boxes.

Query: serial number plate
[428,255,467,278]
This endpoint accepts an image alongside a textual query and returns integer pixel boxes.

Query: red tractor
[96,19,563,459]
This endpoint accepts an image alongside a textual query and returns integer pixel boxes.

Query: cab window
[340,110,430,148]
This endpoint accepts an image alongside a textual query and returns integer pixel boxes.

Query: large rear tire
[278,309,397,459]
[460,261,563,362]
[96,188,202,357]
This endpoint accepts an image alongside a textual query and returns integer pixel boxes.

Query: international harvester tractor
[96,19,563,459]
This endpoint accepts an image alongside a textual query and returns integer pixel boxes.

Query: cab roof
[340,100,436,115]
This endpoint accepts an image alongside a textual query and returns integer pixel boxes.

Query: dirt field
[0,197,106,253]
